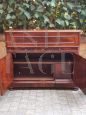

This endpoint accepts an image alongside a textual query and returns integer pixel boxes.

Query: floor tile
[0,89,86,115]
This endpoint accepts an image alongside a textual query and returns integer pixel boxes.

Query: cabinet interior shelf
[13,61,73,64]
[14,76,54,81]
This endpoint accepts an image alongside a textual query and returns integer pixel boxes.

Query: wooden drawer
[5,30,80,50]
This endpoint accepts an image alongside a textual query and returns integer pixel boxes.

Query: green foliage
[0,0,86,33]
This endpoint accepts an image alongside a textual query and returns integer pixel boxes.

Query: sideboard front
[0,30,86,95]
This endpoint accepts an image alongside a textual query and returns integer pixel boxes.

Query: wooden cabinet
[0,53,13,95]
[0,29,85,95]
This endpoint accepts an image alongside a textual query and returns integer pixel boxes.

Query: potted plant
[0,0,86,33]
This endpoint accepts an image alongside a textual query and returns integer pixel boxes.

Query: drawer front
[5,31,80,51]
[59,32,79,46]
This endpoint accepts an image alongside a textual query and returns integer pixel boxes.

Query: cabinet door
[73,54,86,94]
[0,53,13,95]
[0,67,3,95]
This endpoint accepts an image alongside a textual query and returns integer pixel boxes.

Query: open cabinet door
[73,54,86,94]
[0,67,3,95]
[0,53,13,95]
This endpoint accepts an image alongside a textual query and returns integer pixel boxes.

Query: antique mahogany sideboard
[0,30,86,95]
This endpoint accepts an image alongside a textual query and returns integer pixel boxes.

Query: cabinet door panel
[0,53,13,95]
[0,68,3,95]
[73,54,86,94]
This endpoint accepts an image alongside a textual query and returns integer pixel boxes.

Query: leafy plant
[0,0,86,33]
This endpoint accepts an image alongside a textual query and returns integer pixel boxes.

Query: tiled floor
[0,89,86,115]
